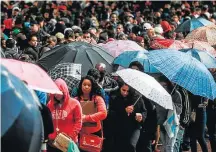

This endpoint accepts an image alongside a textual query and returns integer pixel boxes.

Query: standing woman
[109,79,147,152]
[47,78,82,152]
[75,75,107,151]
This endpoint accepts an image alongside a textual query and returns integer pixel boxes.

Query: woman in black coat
[109,78,147,152]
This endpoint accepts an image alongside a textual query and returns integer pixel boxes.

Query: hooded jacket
[47,78,82,142]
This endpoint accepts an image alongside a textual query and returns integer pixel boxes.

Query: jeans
[189,108,208,152]
[160,125,179,152]
[173,126,185,152]
[181,127,190,151]
[207,107,216,152]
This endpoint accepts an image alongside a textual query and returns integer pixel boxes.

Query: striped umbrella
[147,50,216,100]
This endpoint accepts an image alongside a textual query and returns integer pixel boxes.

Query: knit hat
[160,21,172,33]
[135,36,144,43]
[55,32,64,39]
[154,26,163,35]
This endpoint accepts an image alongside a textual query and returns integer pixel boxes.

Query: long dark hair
[77,75,102,101]
[116,78,136,100]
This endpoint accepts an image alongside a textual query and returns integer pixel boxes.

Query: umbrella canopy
[98,40,147,57]
[183,40,216,57]
[175,17,214,33]
[116,69,173,109]
[179,48,216,68]
[147,50,216,100]
[48,63,81,94]
[1,59,62,94]
[1,65,43,152]
[113,51,159,73]
[185,25,216,46]
[38,42,114,76]
[150,39,189,50]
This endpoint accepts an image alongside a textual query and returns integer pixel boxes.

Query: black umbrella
[37,41,114,76]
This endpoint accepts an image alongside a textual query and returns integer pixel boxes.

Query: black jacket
[109,91,147,134]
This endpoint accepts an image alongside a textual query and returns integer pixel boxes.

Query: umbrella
[1,65,43,152]
[113,51,159,73]
[38,42,114,76]
[147,50,216,100]
[98,40,147,57]
[48,63,81,94]
[175,17,214,33]
[116,69,173,109]
[183,40,216,57]
[150,39,189,50]
[185,25,216,46]
[179,48,216,68]
[1,59,62,94]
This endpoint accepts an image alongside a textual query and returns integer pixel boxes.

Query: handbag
[79,132,103,152]
[53,132,72,152]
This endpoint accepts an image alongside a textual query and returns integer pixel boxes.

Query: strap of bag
[94,96,104,139]
[55,105,60,134]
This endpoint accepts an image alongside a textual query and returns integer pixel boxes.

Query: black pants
[47,144,62,152]
[136,130,152,152]
[189,108,208,152]
[207,108,216,152]
[114,129,140,152]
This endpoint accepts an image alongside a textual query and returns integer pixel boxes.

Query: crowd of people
[1,1,216,152]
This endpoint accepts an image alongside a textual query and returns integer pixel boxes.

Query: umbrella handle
[170,84,178,95]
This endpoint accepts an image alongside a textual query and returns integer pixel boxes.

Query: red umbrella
[150,39,189,50]
[183,40,216,57]
[1,59,62,94]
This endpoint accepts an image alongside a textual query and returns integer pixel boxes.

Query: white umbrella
[116,69,173,110]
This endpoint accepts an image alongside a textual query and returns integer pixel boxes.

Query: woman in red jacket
[47,78,82,152]
[75,75,107,150]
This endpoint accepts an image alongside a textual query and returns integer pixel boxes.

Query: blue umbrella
[179,48,216,69]
[175,17,214,33]
[113,51,159,73]
[1,65,43,152]
[147,50,216,100]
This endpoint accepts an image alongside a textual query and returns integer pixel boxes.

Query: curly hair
[77,75,102,101]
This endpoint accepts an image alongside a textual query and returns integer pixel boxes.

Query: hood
[50,78,70,104]
[4,18,13,30]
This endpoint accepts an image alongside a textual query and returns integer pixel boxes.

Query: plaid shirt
[48,63,81,94]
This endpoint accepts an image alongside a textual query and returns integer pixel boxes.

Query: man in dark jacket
[28,20,50,45]
[23,34,40,61]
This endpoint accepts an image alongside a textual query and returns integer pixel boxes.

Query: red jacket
[47,79,82,143]
[77,95,107,134]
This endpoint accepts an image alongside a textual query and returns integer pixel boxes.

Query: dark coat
[109,91,147,134]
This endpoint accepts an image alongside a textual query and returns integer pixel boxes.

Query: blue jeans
[189,108,208,152]
[160,125,179,152]
[173,126,185,152]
